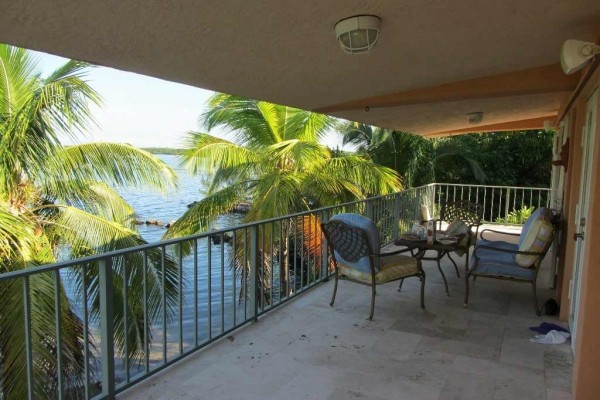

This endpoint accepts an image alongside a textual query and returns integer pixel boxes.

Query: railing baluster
[530,189,533,208]
[161,247,167,363]
[232,232,237,326]
[293,218,298,295]
[280,221,286,299]
[123,257,129,383]
[178,243,183,355]
[243,228,247,321]
[249,225,259,321]
[483,188,487,222]
[81,267,90,399]
[300,216,305,291]
[270,223,274,306]
[54,270,64,400]
[99,258,115,399]
[260,225,265,312]
[143,251,149,373]
[23,276,34,400]
[221,236,225,332]
[207,238,212,338]
[504,188,510,222]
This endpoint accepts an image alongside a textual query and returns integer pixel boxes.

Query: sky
[34,50,346,149]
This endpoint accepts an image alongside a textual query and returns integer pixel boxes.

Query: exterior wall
[557,64,600,400]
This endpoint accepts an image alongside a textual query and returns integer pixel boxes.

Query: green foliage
[495,205,535,225]
[166,94,402,238]
[339,123,486,187]
[340,123,553,188]
[434,131,554,187]
[0,44,179,397]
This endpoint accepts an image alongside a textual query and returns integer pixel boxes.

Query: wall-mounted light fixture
[561,40,600,74]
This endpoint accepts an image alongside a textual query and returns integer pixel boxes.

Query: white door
[570,88,598,351]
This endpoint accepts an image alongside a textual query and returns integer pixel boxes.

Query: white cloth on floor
[530,330,570,344]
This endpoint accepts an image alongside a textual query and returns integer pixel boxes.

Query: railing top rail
[434,183,550,191]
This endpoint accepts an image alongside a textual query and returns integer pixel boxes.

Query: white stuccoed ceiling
[1,0,599,135]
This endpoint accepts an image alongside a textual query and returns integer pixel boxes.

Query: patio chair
[436,200,484,277]
[464,207,557,315]
[321,213,425,320]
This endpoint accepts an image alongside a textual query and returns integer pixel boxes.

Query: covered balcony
[122,252,571,400]
[1,183,573,399]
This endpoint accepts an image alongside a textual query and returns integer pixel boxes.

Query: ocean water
[68,154,246,382]
[119,154,242,242]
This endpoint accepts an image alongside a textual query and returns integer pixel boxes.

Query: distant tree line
[141,147,183,155]
[337,123,553,188]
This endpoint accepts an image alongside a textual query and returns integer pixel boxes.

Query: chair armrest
[480,228,520,241]
[474,244,545,257]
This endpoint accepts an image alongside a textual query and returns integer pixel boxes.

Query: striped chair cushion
[339,254,418,284]
[446,219,471,256]
[515,218,554,267]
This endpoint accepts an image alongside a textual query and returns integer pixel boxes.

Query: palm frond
[0,44,39,117]
[37,143,178,193]
[202,94,274,147]
[323,156,402,196]
[267,139,329,171]
[0,202,37,267]
[247,171,308,221]
[48,182,137,229]
[180,131,258,175]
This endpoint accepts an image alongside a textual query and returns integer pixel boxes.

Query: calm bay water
[117,154,245,376]
[119,154,241,242]
[67,154,246,382]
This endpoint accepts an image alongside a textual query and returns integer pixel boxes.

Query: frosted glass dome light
[335,15,381,54]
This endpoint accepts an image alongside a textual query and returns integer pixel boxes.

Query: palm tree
[165,94,401,301]
[0,44,179,398]
[341,123,486,187]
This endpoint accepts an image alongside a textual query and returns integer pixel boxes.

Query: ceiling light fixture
[466,112,484,124]
[335,15,381,54]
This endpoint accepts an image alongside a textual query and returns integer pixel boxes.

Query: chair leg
[369,283,376,321]
[532,281,541,316]
[398,278,405,292]
[330,270,339,307]
[437,259,450,296]
[447,252,460,277]
[420,272,426,309]
[463,271,470,307]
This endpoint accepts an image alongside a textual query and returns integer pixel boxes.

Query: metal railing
[0,183,549,399]
[428,183,551,224]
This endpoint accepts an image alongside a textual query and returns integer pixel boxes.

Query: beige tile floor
[121,244,573,400]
